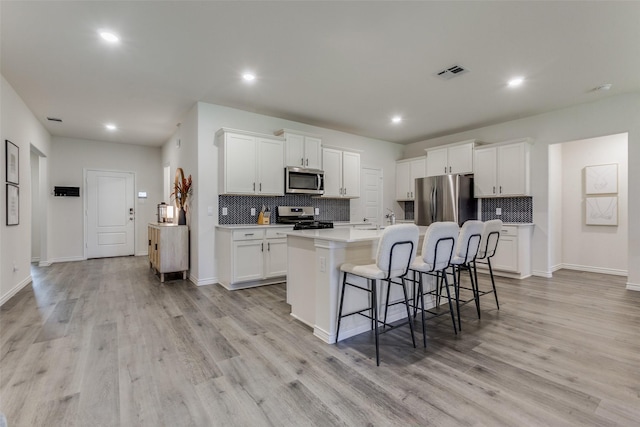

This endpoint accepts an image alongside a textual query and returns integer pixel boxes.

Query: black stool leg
[469,262,481,319]
[383,280,392,329]
[401,277,416,348]
[488,258,500,309]
[336,271,348,342]
[453,266,462,332]
[442,271,457,334]
[371,279,380,366]
[418,272,427,347]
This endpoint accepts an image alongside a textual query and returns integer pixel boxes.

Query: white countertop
[216,223,295,229]
[286,225,429,243]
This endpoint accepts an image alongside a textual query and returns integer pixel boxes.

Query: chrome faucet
[385,208,396,225]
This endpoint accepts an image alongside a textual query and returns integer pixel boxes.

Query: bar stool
[447,220,483,331]
[472,219,503,310]
[336,224,419,366]
[408,221,459,347]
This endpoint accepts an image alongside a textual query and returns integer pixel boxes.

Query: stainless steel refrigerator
[415,175,477,226]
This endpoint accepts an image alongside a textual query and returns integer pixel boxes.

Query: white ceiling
[2,1,639,147]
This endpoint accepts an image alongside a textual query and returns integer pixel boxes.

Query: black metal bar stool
[335,224,419,366]
[408,221,460,347]
[472,219,503,312]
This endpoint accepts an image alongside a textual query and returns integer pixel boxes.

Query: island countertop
[285,225,429,243]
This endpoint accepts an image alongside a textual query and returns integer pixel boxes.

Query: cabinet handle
[244,233,254,236]
[301,157,304,166]
[253,182,256,191]
[449,166,452,173]
[499,186,502,194]
[268,242,271,251]
[343,187,346,195]
[444,166,446,173]
[306,158,308,166]
[493,186,496,194]
[261,242,264,252]
[260,183,262,191]
[148,239,151,246]
[154,244,157,250]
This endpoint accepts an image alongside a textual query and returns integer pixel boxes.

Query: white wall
[49,137,162,261]
[403,91,640,289]
[548,143,562,271]
[558,133,628,275]
[30,150,41,262]
[1,75,51,305]
[162,102,405,285]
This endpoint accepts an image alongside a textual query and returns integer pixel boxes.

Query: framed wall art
[585,163,617,195]
[5,139,19,184]
[585,196,617,226]
[6,183,19,226]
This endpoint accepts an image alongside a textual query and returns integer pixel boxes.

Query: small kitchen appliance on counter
[277,206,334,230]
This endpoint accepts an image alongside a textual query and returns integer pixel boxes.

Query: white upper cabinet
[217,128,285,196]
[322,148,360,198]
[396,157,426,200]
[473,139,532,197]
[276,129,322,170]
[425,140,475,176]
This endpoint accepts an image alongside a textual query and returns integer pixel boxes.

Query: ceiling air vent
[435,64,469,80]
[47,117,63,122]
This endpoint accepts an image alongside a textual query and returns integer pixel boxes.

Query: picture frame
[5,139,19,184]
[585,196,617,226]
[585,163,617,195]
[6,183,19,226]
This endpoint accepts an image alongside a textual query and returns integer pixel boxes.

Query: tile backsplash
[218,195,350,224]
[481,197,533,223]
[401,197,532,223]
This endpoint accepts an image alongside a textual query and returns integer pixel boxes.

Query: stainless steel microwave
[285,166,324,195]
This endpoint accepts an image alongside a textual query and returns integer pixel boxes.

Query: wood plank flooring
[1,257,639,426]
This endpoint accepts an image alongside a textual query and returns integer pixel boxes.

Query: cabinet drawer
[232,229,265,241]
[266,228,292,239]
[499,226,517,237]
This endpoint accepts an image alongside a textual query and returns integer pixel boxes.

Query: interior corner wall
[1,75,51,305]
[50,137,162,261]
[169,102,404,286]
[548,143,562,272]
[559,133,628,275]
[402,91,640,287]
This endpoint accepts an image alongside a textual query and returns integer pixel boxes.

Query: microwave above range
[285,166,324,195]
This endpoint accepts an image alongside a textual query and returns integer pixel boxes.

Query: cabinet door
[257,137,285,195]
[233,240,264,283]
[285,133,305,167]
[304,136,322,169]
[409,158,426,199]
[225,133,257,194]
[448,143,474,174]
[426,147,448,177]
[322,148,342,197]
[265,238,288,278]
[342,151,360,198]
[491,235,518,272]
[498,143,527,196]
[474,147,497,197]
[395,161,411,200]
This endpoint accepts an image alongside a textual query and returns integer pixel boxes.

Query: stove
[277,206,334,230]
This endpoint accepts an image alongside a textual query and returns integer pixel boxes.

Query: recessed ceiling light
[593,83,613,92]
[242,72,256,82]
[391,116,402,124]
[105,123,117,131]
[508,77,524,87]
[99,31,120,43]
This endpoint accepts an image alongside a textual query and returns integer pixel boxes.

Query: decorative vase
[178,207,187,225]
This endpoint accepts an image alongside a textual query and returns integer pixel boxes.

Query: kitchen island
[286,226,429,344]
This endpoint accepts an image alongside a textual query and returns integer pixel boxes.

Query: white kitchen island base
[286,227,429,344]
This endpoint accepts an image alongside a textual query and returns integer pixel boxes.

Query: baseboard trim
[38,260,52,267]
[561,263,627,276]
[189,274,219,287]
[532,270,552,278]
[1,275,33,306]
[49,256,86,264]
[626,282,640,292]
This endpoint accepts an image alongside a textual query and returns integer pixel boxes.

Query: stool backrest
[420,222,459,272]
[478,219,502,259]
[453,220,484,265]
[376,224,419,278]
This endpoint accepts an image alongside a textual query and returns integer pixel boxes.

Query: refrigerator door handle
[431,187,436,223]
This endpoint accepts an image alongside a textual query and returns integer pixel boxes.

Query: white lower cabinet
[477,224,533,279]
[217,226,292,289]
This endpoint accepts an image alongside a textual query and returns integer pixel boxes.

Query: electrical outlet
[251,207,256,216]
[496,207,502,216]
[222,207,228,216]
[314,207,320,215]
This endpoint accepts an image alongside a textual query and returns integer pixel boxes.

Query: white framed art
[585,196,617,226]
[585,163,617,194]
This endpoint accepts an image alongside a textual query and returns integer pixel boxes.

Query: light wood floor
[1,257,639,426]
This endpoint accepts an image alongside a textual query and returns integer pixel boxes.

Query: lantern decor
[171,167,193,225]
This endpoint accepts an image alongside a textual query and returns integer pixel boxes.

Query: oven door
[285,167,324,194]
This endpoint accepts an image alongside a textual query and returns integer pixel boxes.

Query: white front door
[86,170,135,258]
[360,167,383,225]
